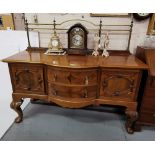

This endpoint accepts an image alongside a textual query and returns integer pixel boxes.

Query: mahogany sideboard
[135,46,155,128]
[2,49,148,133]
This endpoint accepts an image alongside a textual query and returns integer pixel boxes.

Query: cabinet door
[100,69,140,101]
[10,63,45,94]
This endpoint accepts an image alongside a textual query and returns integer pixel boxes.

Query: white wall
[25,13,150,54]
[0,30,39,139]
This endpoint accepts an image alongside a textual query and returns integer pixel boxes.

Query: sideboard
[2,48,148,133]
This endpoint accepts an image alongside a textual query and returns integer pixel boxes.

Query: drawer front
[139,112,155,124]
[100,69,140,101]
[10,64,45,94]
[47,67,98,85]
[48,83,97,98]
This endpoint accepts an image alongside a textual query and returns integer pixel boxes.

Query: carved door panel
[10,64,45,94]
[100,69,140,101]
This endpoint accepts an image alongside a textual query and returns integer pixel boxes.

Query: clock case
[67,23,88,55]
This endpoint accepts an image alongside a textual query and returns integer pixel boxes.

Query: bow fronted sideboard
[2,48,148,133]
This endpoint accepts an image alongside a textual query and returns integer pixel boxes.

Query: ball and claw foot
[15,116,23,123]
[125,122,134,134]
[125,111,138,134]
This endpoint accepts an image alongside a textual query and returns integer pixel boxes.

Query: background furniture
[2,48,147,133]
[136,46,155,128]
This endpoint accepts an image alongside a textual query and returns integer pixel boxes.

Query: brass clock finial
[53,18,56,30]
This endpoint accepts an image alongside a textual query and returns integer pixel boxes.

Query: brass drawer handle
[52,89,57,96]
[83,88,88,98]
[27,87,31,91]
[130,80,135,92]
[67,73,72,83]
[113,91,120,96]
[85,76,89,85]
[102,80,107,87]
[53,74,57,82]
[24,68,29,73]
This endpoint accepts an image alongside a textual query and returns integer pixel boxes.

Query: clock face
[72,34,83,46]
[137,13,150,16]
[52,40,58,47]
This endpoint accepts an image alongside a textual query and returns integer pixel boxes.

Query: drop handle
[53,74,57,82]
[24,68,29,73]
[52,89,57,96]
[85,76,89,85]
[67,73,72,83]
[83,89,88,98]
[102,79,108,87]
[15,76,19,82]
[113,91,120,96]
[130,80,135,92]
[15,72,19,82]
[38,77,43,84]
[27,87,31,91]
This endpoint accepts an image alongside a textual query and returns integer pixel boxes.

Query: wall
[0,30,39,139]
[25,13,150,54]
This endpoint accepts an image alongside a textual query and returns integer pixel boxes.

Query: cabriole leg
[125,110,138,134]
[10,98,24,123]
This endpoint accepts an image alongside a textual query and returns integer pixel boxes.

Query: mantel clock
[67,23,88,50]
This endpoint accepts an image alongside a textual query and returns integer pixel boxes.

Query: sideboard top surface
[2,50,148,69]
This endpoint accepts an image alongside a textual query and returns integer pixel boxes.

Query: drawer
[48,83,97,98]
[139,111,155,124]
[100,69,140,101]
[10,63,45,94]
[47,67,98,85]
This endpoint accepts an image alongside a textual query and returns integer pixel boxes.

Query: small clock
[67,23,88,50]
[45,30,65,55]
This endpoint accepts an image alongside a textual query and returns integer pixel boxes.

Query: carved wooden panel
[10,64,45,94]
[100,69,140,101]
[47,67,98,85]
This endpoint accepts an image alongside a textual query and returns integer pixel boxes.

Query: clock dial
[52,40,58,47]
[138,13,150,16]
[72,34,83,46]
